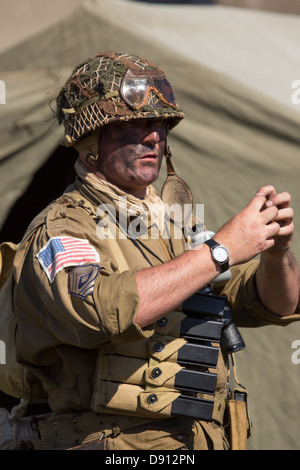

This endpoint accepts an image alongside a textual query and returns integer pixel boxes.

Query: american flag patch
[36,236,100,282]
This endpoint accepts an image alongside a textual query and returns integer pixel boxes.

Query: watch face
[213,246,228,263]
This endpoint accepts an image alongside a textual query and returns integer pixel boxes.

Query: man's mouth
[139,153,157,161]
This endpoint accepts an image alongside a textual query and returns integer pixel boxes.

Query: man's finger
[273,207,294,224]
[250,193,268,211]
[277,223,294,237]
[260,205,279,224]
[266,221,281,238]
[256,185,277,199]
[249,185,277,211]
[269,192,292,209]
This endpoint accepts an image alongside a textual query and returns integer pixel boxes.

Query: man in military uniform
[2,51,300,450]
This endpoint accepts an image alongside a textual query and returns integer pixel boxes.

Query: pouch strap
[198,391,227,425]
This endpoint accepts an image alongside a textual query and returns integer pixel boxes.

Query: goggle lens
[153,77,176,106]
[122,78,149,107]
[121,69,177,109]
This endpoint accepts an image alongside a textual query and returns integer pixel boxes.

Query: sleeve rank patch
[68,264,101,299]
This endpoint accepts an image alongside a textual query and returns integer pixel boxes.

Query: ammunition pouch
[169,317,222,421]
[90,288,245,425]
[168,289,245,423]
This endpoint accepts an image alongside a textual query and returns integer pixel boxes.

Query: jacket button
[151,367,162,378]
[154,342,164,352]
[157,317,168,327]
[147,393,158,404]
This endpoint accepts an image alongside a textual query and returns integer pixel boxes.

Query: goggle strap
[129,86,177,111]
[154,89,177,110]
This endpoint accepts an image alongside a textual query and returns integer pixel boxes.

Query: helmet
[56,51,185,146]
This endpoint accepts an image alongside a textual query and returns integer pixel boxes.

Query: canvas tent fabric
[0,0,300,450]
[216,0,300,15]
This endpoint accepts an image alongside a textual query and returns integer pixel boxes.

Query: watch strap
[204,238,219,250]
[204,238,229,273]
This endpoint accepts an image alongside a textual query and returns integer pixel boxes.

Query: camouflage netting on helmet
[56,51,185,146]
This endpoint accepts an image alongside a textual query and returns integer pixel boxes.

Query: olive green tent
[0,0,300,450]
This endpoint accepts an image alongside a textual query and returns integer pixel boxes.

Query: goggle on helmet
[56,52,185,146]
[120,68,177,111]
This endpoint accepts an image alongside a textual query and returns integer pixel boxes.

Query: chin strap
[74,132,100,169]
[164,145,176,176]
[85,152,98,166]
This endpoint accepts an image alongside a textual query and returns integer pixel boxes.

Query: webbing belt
[38,393,227,450]
[38,413,151,449]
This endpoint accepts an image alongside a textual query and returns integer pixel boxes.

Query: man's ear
[74,133,99,168]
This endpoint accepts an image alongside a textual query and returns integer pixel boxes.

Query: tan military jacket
[12,175,300,422]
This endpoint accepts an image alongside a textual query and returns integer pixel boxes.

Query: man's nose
[142,129,160,146]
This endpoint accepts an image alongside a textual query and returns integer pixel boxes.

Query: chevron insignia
[68,264,101,299]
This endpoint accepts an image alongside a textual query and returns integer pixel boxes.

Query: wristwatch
[204,238,229,273]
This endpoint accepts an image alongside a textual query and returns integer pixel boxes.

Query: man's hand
[221,184,299,317]
[257,185,294,256]
[135,184,299,326]
[213,184,299,317]
[214,185,282,266]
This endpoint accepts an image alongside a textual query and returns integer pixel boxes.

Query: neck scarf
[74,158,167,236]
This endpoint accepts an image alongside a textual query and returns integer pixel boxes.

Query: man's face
[95,119,167,198]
